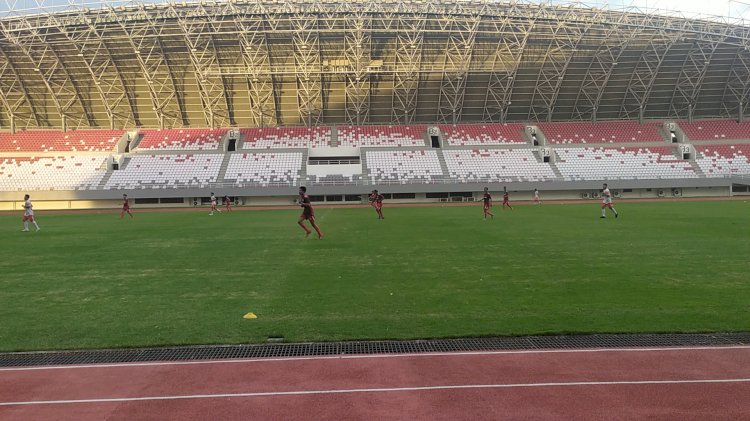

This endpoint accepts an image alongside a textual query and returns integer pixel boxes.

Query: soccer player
[224,195,232,212]
[533,188,541,205]
[209,192,222,216]
[120,194,133,219]
[21,194,40,232]
[600,183,619,218]
[298,186,323,239]
[369,189,385,219]
[502,187,513,210]
[481,187,494,219]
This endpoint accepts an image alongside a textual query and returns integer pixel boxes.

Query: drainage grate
[1,332,748,368]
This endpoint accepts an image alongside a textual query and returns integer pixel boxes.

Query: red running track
[1,346,749,420]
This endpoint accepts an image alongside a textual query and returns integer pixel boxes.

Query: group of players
[20,183,618,234]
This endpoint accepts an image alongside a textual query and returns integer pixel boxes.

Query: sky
[1,0,749,21]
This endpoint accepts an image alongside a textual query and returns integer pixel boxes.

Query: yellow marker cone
[243,312,257,320]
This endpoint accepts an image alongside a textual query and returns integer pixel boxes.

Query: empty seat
[366,150,442,182]
[338,125,426,147]
[555,147,698,180]
[0,130,125,152]
[225,152,303,186]
[443,149,556,182]
[241,127,331,149]
[438,124,526,146]
[104,154,223,189]
[539,121,663,144]
[694,144,750,176]
[137,129,226,151]
[678,120,750,141]
[0,155,108,190]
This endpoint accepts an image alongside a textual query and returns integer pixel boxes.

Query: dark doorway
[228,139,237,152]
[431,135,440,148]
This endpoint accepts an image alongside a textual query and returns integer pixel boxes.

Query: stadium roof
[1,0,750,130]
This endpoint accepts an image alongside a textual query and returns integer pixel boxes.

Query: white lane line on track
[1,345,749,372]
[1,378,749,406]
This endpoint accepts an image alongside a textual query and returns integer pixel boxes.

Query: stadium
[1,0,749,419]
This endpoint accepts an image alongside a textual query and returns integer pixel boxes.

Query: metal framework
[344,11,372,125]
[175,3,232,128]
[721,40,750,121]
[527,11,589,122]
[231,4,278,128]
[436,12,480,123]
[391,14,424,125]
[619,30,679,121]
[0,0,749,130]
[0,45,40,130]
[669,29,729,120]
[59,9,138,129]
[118,6,186,128]
[481,11,533,123]
[292,14,323,126]
[571,24,637,122]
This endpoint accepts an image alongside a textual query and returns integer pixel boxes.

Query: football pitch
[1,200,749,352]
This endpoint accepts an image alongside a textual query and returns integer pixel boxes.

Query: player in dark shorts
[502,187,513,210]
[297,186,323,239]
[369,189,385,220]
[224,195,232,212]
[120,194,133,219]
[482,187,494,219]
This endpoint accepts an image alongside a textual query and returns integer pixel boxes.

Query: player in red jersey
[502,187,513,210]
[369,189,385,219]
[224,195,232,212]
[120,194,133,219]
[297,186,323,238]
[481,187,494,219]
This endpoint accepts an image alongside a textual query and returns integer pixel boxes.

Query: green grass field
[1,200,749,352]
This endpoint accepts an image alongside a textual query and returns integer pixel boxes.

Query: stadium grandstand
[3,2,750,420]
[0,0,749,210]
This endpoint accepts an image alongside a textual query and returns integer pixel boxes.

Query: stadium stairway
[129,133,143,151]
[216,153,233,184]
[435,150,451,178]
[330,127,339,147]
[533,149,564,180]
[98,157,129,188]
[299,149,309,184]
[688,151,707,177]
[359,149,371,184]
[97,159,115,188]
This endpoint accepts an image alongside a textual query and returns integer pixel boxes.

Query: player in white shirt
[600,183,619,218]
[22,194,40,232]
[533,188,541,205]
[209,192,222,216]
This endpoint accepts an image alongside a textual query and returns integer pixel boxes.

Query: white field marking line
[2,378,750,407]
[1,345,749,373]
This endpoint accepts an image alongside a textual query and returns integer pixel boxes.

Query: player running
[224,195,232,212]
[120,194,133,219]
[298,186,323,239]
[502,187,513,210]
[209,192,222,216]
[600,183,619,218]
[369,189,385,220]
[21,194,40,232]
[481,187,494,219]
[533,188,541,205]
